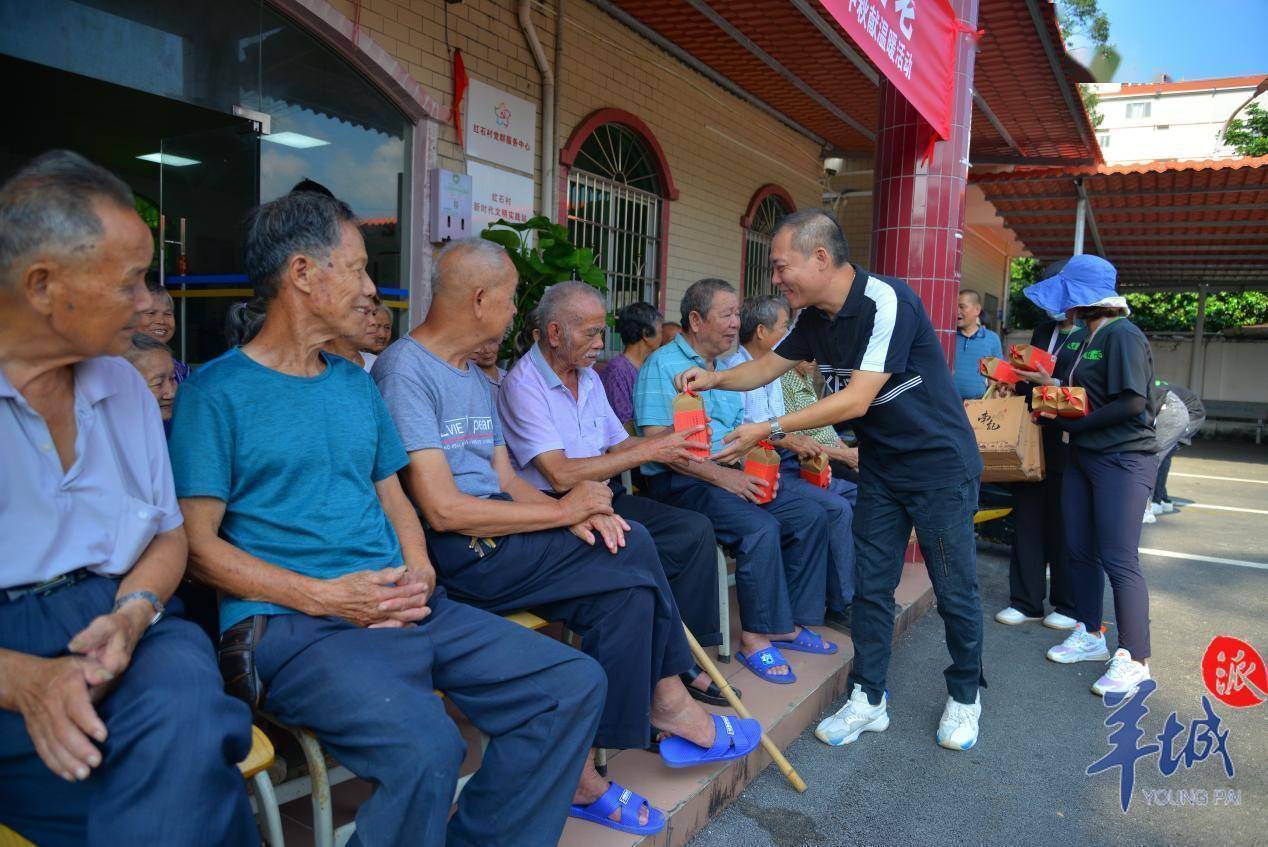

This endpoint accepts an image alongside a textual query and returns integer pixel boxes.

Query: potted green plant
[479,216,607,362]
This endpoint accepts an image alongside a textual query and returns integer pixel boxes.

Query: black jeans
[847,474,986,705]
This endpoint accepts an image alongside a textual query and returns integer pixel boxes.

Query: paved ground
[689,440,1268,847]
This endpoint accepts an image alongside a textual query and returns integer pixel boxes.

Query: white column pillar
[1189,283,1208,391]
[1073,196,1087,256]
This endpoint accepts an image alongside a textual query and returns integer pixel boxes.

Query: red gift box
[672,391,710,457]
[744,441,780,504]
[800,453,831,489]
[979,356,1020,386]
[1032,386,1089,418]
[1009,344,1057,377]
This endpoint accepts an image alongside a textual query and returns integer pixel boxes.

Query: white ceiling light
[137,152,200,167]
[262,131,330,149]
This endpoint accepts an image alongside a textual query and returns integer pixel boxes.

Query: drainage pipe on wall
[519,0,555,219]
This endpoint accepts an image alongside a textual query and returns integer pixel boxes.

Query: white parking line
[1183,503,1268,516]
[1170,472,1268,485]
[1140,547,1268,572]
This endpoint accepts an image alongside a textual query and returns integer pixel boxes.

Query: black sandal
[679,666,742,707]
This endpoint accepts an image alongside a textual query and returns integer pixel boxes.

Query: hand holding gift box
[672,390,711,457]
[1008,343,1057,377]
[1031,385,1089,418]
[800,453,831,489]
[979,356,1021,387]
[744,441,780,504]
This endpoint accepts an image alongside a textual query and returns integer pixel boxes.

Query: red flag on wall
[451,48,469,147]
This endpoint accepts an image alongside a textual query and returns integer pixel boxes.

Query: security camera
[823,156,844,177]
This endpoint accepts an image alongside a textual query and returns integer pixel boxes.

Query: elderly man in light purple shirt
[0,151,256,846]
[498,281,735,704]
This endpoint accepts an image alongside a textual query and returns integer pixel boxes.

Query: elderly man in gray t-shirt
[373,239,762,836]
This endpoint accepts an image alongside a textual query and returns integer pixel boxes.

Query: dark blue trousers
[255,593,605,847]
[777,452,858,612]
[612,488,723,647]
[426,521,692,750]
[1063,448,1158,659]
[643,470,830,633]
[0,575,256,847]
[847,474,986,706]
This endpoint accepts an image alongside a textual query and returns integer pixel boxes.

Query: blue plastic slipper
[772,627,839,655]
[736,645,797,684]
[659,713,763,768]
[569,782,665,835]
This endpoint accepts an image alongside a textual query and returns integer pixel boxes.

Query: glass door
[160,122,260,365]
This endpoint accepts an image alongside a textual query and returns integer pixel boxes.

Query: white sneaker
[1046,622,1110,663]
[815,684,889,747]
[1155,500,1175,514]
[936,694,982,751]
[995,607,1042,625]
[1043,611,1078,630]
[1092,649,1152,696]
[1142,508,1157,524]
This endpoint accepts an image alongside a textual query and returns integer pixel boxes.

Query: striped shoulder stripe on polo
[870,375,923,406]
[859,276,898,372]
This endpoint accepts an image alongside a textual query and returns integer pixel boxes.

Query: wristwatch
[113,591,165,628]
[768,418,787,442]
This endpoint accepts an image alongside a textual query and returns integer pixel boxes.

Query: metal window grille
[566,123,663,353]
[742,195,790,300]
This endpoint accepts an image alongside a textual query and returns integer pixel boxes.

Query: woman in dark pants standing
[1023,255,1160,697]
[994,312,1083,630]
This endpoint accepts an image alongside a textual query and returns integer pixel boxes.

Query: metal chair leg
[716,545,731,663]
[293,728,335,847]
[251,770,286,847]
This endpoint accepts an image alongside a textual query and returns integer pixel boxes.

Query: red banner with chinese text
[819,0,961,140]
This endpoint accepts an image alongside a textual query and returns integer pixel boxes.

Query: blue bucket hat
[1024,254,1128,316]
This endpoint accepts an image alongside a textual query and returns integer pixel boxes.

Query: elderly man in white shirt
[723,295,859,631]
[0,151,256,846]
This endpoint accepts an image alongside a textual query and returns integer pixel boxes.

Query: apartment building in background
[1087,74,1267,164]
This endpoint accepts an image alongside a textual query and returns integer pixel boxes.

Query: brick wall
[324,0,824,316]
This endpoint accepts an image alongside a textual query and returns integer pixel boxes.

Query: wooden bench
[1202,400,1267,444]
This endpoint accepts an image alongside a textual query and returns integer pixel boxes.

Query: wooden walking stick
[682,625,808,793]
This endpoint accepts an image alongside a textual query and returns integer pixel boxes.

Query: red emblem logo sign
[1201,636,1266,708]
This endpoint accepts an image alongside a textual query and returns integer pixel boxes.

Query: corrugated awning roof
[972,157,1268,292]
[598,0,1100,165]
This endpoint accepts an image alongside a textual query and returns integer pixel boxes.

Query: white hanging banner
[467,161,536,231]
[464,79,536,174]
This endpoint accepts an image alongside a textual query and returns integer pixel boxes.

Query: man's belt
[3,568,93,603]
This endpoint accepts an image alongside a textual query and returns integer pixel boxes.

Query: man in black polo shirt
[678,209,986,751]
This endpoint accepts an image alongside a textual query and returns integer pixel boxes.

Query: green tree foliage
[1223,102,1268,157]
[1008,258,1268,333]
[1058,0,1113,127]
[480,216,607,362]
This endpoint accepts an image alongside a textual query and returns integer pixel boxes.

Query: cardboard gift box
[800,453,832,489]
[1031,386,1089,418]
[744,441,780,504]
[1008,344,1057,377]
[979,356,1021,387]
[672,391,710,457]
[964,396,1045,482]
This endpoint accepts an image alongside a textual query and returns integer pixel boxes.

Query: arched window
[741,185,796,300]
[560,110,677,335]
